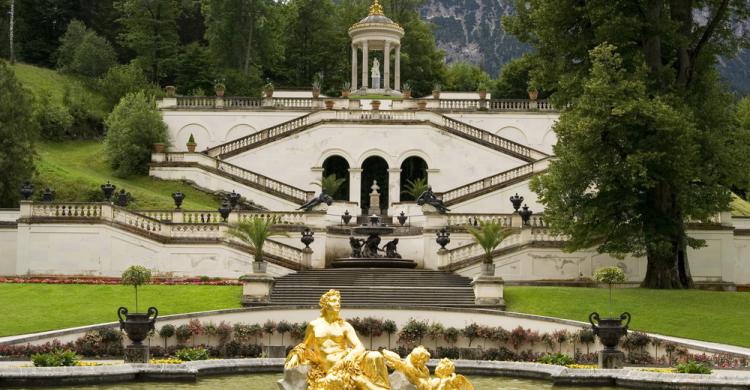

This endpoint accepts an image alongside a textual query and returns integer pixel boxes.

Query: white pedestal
[471,275,505,307]
[240,273,275,305]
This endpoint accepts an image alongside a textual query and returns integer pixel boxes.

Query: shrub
[509,326,528,351]
[461,323,480,348]
[443,327,459,346]
[57,20,116,78]
[33,91,73,140]
[99,62,156,109]
[233,323,254,343]
[289,322,307,342]
[32,349,80,367]
[263,321,277,345]
[159,324,176,348]
[104,91,168,176]
[398,319,428,348]
[276,321,293,347]
[216,321,232,345]
[121,265,152,312]
[383,319,398,349]
[482,347,516,361]
[63,84,106,138]
[174,347,209,361]
[676,361,712,374]
[175,324,192,344]
[538,353,575,366]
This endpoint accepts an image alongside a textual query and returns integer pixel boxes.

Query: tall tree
[507,0,750,288]
[116,0,180,84]
[0,60,37,207]
[13,0,78,66]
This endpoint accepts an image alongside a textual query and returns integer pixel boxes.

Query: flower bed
[0,276,241,286]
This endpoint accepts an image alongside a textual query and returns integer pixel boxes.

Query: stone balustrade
[162,95,557,113]
[446,213,514,227]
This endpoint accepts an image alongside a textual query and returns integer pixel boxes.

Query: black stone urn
[589,312,631,351]
[341,210,352,225]
[436,228,451,249]
[218,201,232,222]
[301,228,315,248]
[397,211,408,226]
[171,191,185,209]
[20,182,34,200]
[117,306,158,345]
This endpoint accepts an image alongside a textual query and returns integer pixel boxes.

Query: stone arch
[542,129,558,151]
[356,148,394,168]
[321,155,350,201]
[495,126,528,145]
[400,156,429,201]
[224,124,257,142]
[395,149,433,168]
[317,149,355,168]
[175,124,211,151]
[361,155,389,212]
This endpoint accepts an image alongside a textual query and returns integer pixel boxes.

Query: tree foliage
[104,91,168,177]
[443,61,490,92]
[98,62,157,109]
[57,20,117,78]
[227,216,288,263]
[0,60,37,207]
[508,0,750,288]
[467,220,512,264]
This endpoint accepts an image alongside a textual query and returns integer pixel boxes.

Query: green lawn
[35,141,220,210]
[12,62,107,111]
[505,286,750,347]
[0,284,241,337]
[731,193,750,217]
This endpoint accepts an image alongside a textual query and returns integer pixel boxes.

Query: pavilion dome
[349,0,404,36]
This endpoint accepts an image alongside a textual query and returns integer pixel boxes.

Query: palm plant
[312,174,346,198]
[227,216,287,267]
[401,177,428,201]
[468,220,512,265]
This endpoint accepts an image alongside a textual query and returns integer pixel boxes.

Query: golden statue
[282,290,473,390]
[368,0,384,16]
[284,289,391,389]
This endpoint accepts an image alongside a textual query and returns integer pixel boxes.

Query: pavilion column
[395,45,401,90]
[362,41,369,89]
[388,168,401,207]
[384,41,391,90]
[351,44,358,90]
[349,167,363,206]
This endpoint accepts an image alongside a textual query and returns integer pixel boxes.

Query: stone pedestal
[302,247,313,268]
[368,180,381,215]
[480,262,495,276]
[598,350,625,369]
[124,344,149,363]
[277,365,310,390]
[471,275,505,307]
[240,274,275,305]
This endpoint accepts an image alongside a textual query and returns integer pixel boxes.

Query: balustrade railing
[439,164,535,203]
[335,111,417,121]
[208,113,313,157]
[442,116,539,160]
[237,211,308,225]
[137,210,174,222]
[113,208,165,233]
[176,96,215,109]
[273,97,313,109]
[446,214,513,227]
[224,97,262,109]
[184,211,223,224]
[439,99,481,110]
[31,203,102,218]
[170,223,223,239]
[216,160,312,203]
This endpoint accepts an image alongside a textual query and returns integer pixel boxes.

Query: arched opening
[321,155,350,201]
[400,156,428,201]
[361,156,389,213]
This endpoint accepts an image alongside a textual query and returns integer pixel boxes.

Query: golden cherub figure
[429,359,474,390]
[382,346,431,390]
[284,289,391,389]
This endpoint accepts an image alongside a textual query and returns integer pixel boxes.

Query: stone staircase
[268,268,480,307]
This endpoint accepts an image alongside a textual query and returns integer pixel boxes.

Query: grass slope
[0,284,241,337]
[12,62,107,111]
[731,193,750,217]
[505,287,750,348]
[36,141,220,210]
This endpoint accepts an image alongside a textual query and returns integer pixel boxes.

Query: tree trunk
[642,0,664,75]
[642,235,693,288]
[243,7,255,76]
[669,0,693,87]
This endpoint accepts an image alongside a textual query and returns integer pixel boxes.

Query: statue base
[332,258,417,268]
[350,88,402,97]
[124,344,149,363]
[277,365,309,390]
[598,350,625,369]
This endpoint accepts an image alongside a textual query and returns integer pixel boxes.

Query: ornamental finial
[368,0,384,16]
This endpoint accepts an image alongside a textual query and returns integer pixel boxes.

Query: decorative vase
[215,88,225,97]
[153,143,166,153]
[186,142,197,153]
[478,90,487,100]
[342,90,350,98]
[164,86,176,97]
[403,90,412,99]
[117,306,158,346]
[432,90,440,99]
[417,101,427,110]
[325,100,335,110]
[589,312,631,351]
[265,89,274,98]
[528,89,539,101]
[371,100,381,110]
[312,89,321,99]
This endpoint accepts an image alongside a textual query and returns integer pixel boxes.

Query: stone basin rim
[1,359,750,389]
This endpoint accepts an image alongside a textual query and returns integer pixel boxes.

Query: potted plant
[325,100,335,110]
[416,100,427,110]
[153,142,166,153]
[263,80,274,98]
[228,216,288,274]
[371,100,381,110]
[477,81,489,100]
[589,266,630,364]
[432,82,442,99]
[186,133,197,152]
[402,82,412,99]
[164,85,176,97]
[214,82,226,97]
[117,265,158,353]
[312,79,322,99]
[468,220,512,275]
[527,81,539,100]
[401,177,428,201]
[341,81,351,98]
[312,174,346,199]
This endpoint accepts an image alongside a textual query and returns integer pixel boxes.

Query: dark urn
[115,189,129,207]
[397,211,408,226]
[227,190,241,209]
[218,201,232,222]
[117,306,158,346]
[20,182,33,200]
[436,228,451,249]
[41,187,55,202]
[101,181,116,201]
[301,228,315,248]
[589,312,631,351]
[509,193,524,212]
[518,204,533,226]
[341,210,352,225]
[171,192,185,209]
